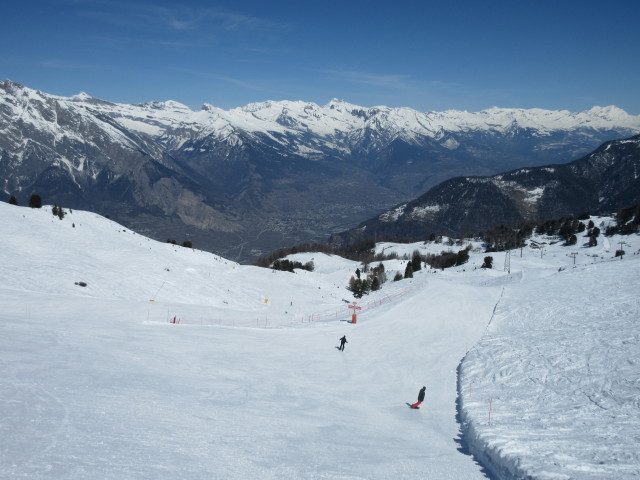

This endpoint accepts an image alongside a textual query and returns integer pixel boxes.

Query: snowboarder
[410,386,426,408]
[338,335,348,351]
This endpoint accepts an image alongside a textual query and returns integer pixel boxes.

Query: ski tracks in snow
[459,260,640,479]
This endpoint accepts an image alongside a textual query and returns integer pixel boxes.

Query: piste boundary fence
[152,284,423,329]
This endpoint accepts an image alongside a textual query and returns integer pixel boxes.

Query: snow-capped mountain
[330,135,640,246]
[2,79,639,261]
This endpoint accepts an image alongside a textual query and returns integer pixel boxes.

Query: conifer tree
[29,194,42,208]
[404,263,413,279]
[411,251,422,272]
[361,277,371,295]
[348,276,365,298]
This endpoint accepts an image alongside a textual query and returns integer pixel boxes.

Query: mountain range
[330,135,640,245]
[2,79,639,261]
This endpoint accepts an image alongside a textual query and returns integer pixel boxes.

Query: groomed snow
[0,203,496,479]
[459,241,640,479]
[1,202,639,479]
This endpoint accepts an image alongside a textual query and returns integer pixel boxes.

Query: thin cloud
[72,1,290,35]
[39,59,109,70]
[172,67,275,94]
[321,69,412,90]
[324,70,515,106]
[105,35,205,49]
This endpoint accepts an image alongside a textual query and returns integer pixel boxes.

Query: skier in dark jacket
[411,386,426,408]
[338,335,348,351]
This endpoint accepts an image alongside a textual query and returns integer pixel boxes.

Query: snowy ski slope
[0,202,638,479]
[459,250,640,479]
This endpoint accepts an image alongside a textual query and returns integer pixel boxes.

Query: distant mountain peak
[584,105,631,120]
[70,91,92,101]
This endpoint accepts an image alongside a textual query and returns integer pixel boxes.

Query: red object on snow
[348,302,361,324]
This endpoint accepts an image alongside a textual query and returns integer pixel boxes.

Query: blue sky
[1,0,639,113]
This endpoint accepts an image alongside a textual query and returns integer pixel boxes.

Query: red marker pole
[348,302,361,323]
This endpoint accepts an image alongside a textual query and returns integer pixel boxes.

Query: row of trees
[424,246,471,269]
[605,205,640,236]
[166,239,194,248]
[346,245,473,298]
[8,193,68,220]
[347,263,387,298]
[7,193,43,208]
[271,259,315,273]
[480,215,606,252]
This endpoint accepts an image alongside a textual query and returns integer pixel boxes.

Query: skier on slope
[410,386,426,408]
[338,335,348,351]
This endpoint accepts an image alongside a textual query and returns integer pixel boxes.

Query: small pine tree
[371,276,380,291]
[393,272,403,282]
[348,275,357,294]
[8,195,18,205]
[411,251,422,272]
[29,194,42,209]
[371,262,387,285]
[361,277,371,295]
[404,263,413,279]
[348,276,365,298]
[455,247,470,266]
[51,205,65,220]
[481,256,493,269]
